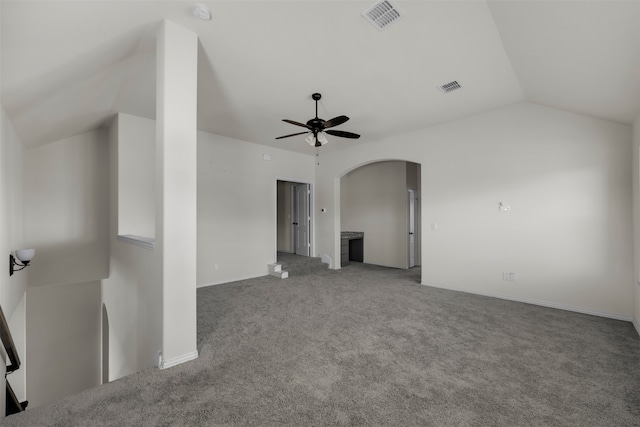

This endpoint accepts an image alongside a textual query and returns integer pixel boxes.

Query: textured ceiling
[1,1,639,153]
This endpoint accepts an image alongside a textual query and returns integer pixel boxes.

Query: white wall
[0,108,27,317]
[20,129,108,407]
[26,281,101,408]
[156,21,199,367]
[0,107,28,411]
[103,115,162,380]
[341,161,409,268]
[197,132,315,286]
[632,112,640,334]
[0,12,6,411]
[1,9,27,410]
[317,102,634,319]
[23,130,109,288]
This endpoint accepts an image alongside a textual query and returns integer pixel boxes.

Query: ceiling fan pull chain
[316,148,320,165]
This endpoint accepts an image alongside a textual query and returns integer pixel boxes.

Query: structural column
[156,20,198,368]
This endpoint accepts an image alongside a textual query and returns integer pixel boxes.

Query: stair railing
[0,304,27,414]
[0,305,20,374]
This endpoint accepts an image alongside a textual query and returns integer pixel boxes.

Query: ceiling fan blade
[275,131,309,140]
[323,115,349,129]
[325,129,360,139]
[283,119,312,130]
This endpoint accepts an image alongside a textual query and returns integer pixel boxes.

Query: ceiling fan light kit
[306,132,328,147]
[276,93,360,148]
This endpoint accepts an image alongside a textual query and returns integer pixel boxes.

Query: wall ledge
[117,235,155,250]
[421,281,634,323]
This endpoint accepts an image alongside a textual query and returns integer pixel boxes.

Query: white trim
[117,234,155,250]
[159,350,198,369]
[290,185,295,252]
[197,273,266,288]
[421,281,634,322]
[633,318,640,337]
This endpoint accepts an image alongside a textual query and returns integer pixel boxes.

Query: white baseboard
[633,318,640,337]
[197,273,266,288]
[421,281,633,323]
[159,351,198,370]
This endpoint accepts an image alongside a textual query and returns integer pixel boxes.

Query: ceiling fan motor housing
[307,118,325,129]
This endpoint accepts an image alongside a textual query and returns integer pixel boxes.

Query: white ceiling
[1,1,639,153]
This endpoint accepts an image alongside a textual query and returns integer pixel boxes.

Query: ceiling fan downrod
[312,93,321,119]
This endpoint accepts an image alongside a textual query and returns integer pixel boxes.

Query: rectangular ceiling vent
[438,81,462,94]
[362,0,405,31]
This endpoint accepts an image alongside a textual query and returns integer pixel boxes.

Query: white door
[408,189,416,268]
[294,184,310,256]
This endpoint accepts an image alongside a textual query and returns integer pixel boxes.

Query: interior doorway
[277,180,312,258]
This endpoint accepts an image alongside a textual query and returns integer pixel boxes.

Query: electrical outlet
[502,272,517,282]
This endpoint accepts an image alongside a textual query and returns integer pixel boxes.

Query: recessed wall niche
[117,113,156,242]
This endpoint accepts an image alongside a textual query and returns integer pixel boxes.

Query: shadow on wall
[22,128,110,288]
[25,241,109,288]
[26,280,102,408]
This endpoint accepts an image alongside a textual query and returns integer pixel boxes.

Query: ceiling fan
[276,93,360,147]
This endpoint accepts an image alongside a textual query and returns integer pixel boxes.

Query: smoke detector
[362,0,405,31]
[193,3,212,21]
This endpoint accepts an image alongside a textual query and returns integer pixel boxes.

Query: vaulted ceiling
[2,1,639,153]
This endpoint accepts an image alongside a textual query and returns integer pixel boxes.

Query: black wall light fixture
[9,249,35,276]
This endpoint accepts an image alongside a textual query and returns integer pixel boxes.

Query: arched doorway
[339,160,421,269]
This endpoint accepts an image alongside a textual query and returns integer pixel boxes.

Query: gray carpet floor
[4,263,640,426]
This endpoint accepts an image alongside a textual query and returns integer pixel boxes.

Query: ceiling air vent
[362,0,405,31]
[438,81,462,94]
